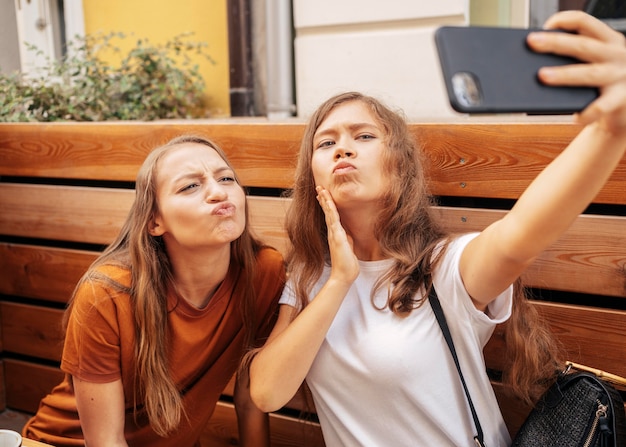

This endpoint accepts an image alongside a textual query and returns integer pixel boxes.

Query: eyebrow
[314,122,378,140]
[170,166,233,184]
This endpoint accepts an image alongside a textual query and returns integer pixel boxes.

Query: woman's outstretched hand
[316,185,360,284]
[528,10,626,134]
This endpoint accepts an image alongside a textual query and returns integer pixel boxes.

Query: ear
[148,213,165,237]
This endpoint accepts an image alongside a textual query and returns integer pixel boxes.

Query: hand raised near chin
[316,186,360,285]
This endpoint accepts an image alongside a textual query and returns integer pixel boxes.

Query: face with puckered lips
[311,100,390,212]
[149,143,246,250]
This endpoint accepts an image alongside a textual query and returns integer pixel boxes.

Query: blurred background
[1,0,624,120]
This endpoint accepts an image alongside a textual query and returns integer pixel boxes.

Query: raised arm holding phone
[248,11,626,447]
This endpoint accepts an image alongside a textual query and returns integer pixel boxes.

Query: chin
[219,224,246,242]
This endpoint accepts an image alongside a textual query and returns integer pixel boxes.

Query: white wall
[292,0,468,120]
[0,0,21,74]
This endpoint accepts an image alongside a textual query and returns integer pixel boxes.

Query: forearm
[250,278,351,412]
[234,372,270,447]
[237,413,270,447]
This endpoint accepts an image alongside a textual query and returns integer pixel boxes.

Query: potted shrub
[0,32,214,121]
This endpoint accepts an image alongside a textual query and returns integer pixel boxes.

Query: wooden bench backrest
[1,121,625,444]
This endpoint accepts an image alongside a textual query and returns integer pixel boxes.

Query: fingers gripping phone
[434,26,598,114]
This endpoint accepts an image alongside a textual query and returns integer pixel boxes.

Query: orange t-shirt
[23,247,285,447]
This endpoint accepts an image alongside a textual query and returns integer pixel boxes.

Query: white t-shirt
[279,233,513,447]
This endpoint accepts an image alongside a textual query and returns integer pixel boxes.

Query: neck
[169,244,231,309]
[339,209,384,261]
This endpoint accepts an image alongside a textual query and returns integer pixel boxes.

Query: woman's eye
[180,183,199,192]
[357,134,374,140]
[219,176,236,183]
[316,140,335,149]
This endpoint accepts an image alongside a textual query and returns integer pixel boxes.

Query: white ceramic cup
[0,429,21,447]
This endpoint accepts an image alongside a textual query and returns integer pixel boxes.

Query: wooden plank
[2,193,624,297]
[0,303,65,361]
[0,185,289,250]
[1,120,624,447]
[231,187,626,303]
[0,244,97,303]
[2,122,625,204]
[202,401,324,447]
[0,360,5,412]
[200,402,240,447]
[0,122,301,188]
[0,183,133,245]
[417,123,623,204]
[0,184,291,253]
[3,359,64,414]
[4,299,621,415]
[248,196,291,255]
[485,302,626,378]
[435,207,626,298]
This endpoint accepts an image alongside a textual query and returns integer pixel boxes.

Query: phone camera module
[452,72,483,108]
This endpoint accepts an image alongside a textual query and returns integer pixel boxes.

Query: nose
[333,140,355,160]
[205,180,228,203]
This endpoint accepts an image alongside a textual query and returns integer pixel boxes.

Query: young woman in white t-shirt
[248,11,626,446]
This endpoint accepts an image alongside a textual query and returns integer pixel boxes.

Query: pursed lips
[333,161,356,175]
[212,202,236,216]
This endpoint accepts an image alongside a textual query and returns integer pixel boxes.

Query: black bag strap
[428,286,486,447]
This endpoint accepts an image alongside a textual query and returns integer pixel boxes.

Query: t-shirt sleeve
[61,279,123,383]
[433,233,513,346]
[278,279,297,307]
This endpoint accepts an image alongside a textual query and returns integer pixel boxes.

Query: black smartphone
[434,26,598,114]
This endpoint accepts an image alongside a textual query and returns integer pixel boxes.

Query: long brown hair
[64,135,263,436]
[286,92,560,404]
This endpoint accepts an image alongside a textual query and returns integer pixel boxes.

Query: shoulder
[434,233,477,266]
[96,263,131,285]
[253,247,286,297]
[432,233,478,287]
[255,247,286,275]
[74,263,131,308]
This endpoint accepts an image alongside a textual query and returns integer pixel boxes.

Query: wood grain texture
[2,122,625,203]
[484,302,626,378]
[415,123,625,204]
[3,359,64,413]
[434,207,626,297]
[0,244,97,303]
[0,183,133,245]
[3,190,624,297]
[2,121,625,446]
[0,303,65,361]
[0,122,302,188]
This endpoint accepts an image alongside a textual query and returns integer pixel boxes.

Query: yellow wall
[82,0,230,117]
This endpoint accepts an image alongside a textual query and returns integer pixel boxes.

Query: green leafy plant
[0,32,214,121]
